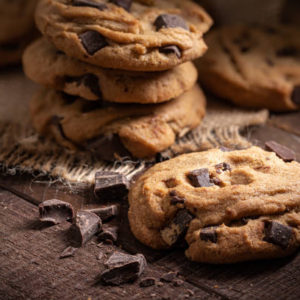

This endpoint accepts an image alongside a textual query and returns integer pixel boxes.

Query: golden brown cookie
[196,25,300,112]
[23,38,198,103]
[30,85,206,159]
[35,0,212,71]
[128,147,300,263]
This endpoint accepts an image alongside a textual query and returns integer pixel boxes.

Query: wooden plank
[268,112,300,137]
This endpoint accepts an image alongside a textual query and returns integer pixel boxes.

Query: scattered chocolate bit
[264,221,293,249]
[39,199,74,225]
[139,277,156,287]
[187,168,214,188]
[160,271,178,283]
[85,205,119,221]
[173,279,184,287]
[94,171,129,202]
[276,46,299,57]
[156,153,170,163]
[169,191,185,205]
[79,31,108,55]
[69,211,102,247]
[154,14,188,31]
[98,225,118,244]
[292,86,300,105]
[109,0,132,11]
[215,162,232,174]
[159,45,182,58]
[265,141,296,162]
[86,134,131,161]
[65,73,102,98]
[72,0,107,10]
[60,246,77,259]
[101,252,147,285]
[161,209,193,246]
[200,227,218,243]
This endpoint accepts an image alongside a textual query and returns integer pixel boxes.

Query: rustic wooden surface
[0,67,300,300]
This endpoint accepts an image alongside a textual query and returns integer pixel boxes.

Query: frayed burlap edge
[0,107,268,185]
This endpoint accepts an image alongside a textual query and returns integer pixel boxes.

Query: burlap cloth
[0,68,268,185]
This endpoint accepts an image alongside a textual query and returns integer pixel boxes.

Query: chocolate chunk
[200,227,218,243]
[140,277,156,287]
[98,225,118,244]
[160,209,193,246]
[264,221,293,249]
[79,31,108,55]
[101,252,147,285]
[94,171,129,202]
[85,205,119,221]
[69,211,102,247]
[265,141,296,162]
[160,272,178,283]
[60,246,77,259]
[39,199,74,225]
[292,86,300,105]
[169,191,185,205]
[154,14,188,31]
[215,162,232,174]
[65,73,102,98]
[276,46,299,57]
[72,0,107,10]
[159,45,182,58]
[86,134,131,161]
[109,0,132,11]
[187,168,214,188]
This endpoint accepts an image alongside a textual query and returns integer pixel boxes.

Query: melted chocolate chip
[72,0,107,10]
[200,227,218,243]
[187,168,214,188]
[79,31,108,55]
[264,221,293,249]
[159,45,182,58]
[154,14,188,31]
[109,0,132,11]
[265,141,296,162]
[292,86,300,105]
[169,191,186,205]
[276,46,299,57]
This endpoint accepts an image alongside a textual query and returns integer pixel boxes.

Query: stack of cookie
[23,0,213,160]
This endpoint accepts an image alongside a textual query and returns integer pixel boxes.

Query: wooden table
[0,104,300,299]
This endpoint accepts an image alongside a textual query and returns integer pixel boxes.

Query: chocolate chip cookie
[35,0,212,71]
[128,147,300,263]
[30,85,206,159]
[23,38,198,103]
[196,25,300,112]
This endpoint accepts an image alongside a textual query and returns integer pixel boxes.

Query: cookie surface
[23,38,198,103]
[128,147,300,263]
[35,0,212,71]
[30,85,206,159]
[196,25,300,112]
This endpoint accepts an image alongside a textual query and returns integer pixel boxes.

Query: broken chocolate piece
[292,86,300,105]
[187,168,214,188]
[101,252,147,285]
[200,227,218,243]
[264,221,293,249]
[159,45,182,58]
[154,14,188,31]
[69,211,102,247]
[60,246,77,259]
[65,73,102,98]
[94,171,129,202]
[160,272,178,283]
[72,0,107,10]
[98,225,118,244]
[215,162,232,174]
[276,46,299,57]
[87,134,131,161]
[169,191,185,205]
[161,209,193,246]
[139,277,156,287]
[39,199,74,225]
[265,141,296,162]
[85,205,119,221]
[109,0,132,11]
[79,31,108,55]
